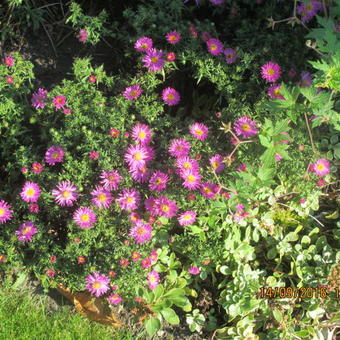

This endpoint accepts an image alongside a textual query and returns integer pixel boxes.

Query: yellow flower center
[0,208,4,217]
[52,152,60,159]
[134,153,142,161]
[92,282,102,289]
[130,90,137,96]
[267,68,274,76]
[187,175,195,183]
[138,131,146,139]
[149,275,156,283]
[137,227,146,235]
[183,162,191,169]
[126,197,134,204]
[204,187,211,194]
[170,35,177,41]
[22,227,31,235]
[212,161,219,168]
[26,188,35,197]
[98,194,106,201]
[167,94,175,100]
[195,129,203,135]
[155,178,163,185]
[273,89,281,96]
[241,124,250,131]
[151,57,159,63]
[162,205,169,212]
[108,175,115,181]
[141,43,147,48]
[184,214,191,220]
[316,163,325,171]
[62,191,70,198]
[80,214,89,222]
[210,44,217,51]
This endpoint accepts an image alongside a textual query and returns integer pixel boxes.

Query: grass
[0,286,133,340]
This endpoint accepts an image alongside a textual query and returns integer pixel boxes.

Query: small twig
[321,0,328,18]
[304,112,316,154]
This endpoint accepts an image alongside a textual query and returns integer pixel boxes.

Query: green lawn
[0,287,133,340]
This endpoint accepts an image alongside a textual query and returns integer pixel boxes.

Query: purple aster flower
[0,200,13,224]
[78,29,88,42]
[108,294,123,305]
[189,123,209,140]
[181,169,202,190]
[268,84,285,99]
[312,158,330,177]
[100,170,122,190]
[130,166,151,183]
[73,207,96,229]
[200,182,218,198]
[162,88,181,106]
[209,154,224,173]
[209,0,224,4]
[129,220,153,244]
[149,171,169,192]
[31,88,48,109]
[45,146,64,165]
[123,85,142,100]
[91,186,113,209]
[155,196,178,218]
[261,62,281,83]
[85,273,110,297]
[166,31,181,44]
[20,182,41,203]
[142,48,165,72]
[176,156,199,173]
[206,38,224,55]
[52,96,66,109]
[134,37,153,52]
[144,197,158,216]
[124,144,150,170]
[15,222,38,242]
[224,48,237,64]
[4,56,14,67]
[117,189,140,211]
[52,181,78,207]
[188,266,200,275]
[178,211,197,226]
[233,117,258,138]
[147,270,160,290]
[169,139,191,158]
[299,71,312,88]
[131,123,153,145]
[297,0,322,23]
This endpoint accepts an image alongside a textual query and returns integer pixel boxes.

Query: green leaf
[161,308,180,325]
[163,288,185,299]
[144,317,161,336]
[153,284,164,301]
[273,309,283,322]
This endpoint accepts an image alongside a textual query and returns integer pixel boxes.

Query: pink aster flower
[45,145,64,165]
[134,37,153,52]
[78,256,86,264]
[312,158,330,177]
[78,29,88,42]
[91,186,113,209]
[147,270,160,290]
[88,75,96,83]
[15,222,38,242]
[20,182,41,203]
[155,196,178,218]
[236,163,247,172]
[209,154,224,173]
[178,211,197,226]
[200,182,218,198]
[169,139,191,158]
[32,162,44,174]
[166,52,176,62]
[108,294,123,305]
[73,207,96,229]
[63,108,72,115]
[142,48,165,72]
[109,128,120,138]
[261,62,281,83]
[233,117,258,138]
[149,250,158,264]
[209,0,224,4]
[141,258,152,269]
[119,258,129,267]
[4,56,14,67]
[132,251,141,261]
[268,84,285,100]
[0,200,13,224]
[0,255,5,263]
[189,24,198,38]
[129,212,140,224]
[125,144,149,170]
[5,75,14,84]
[117,189,140,211]
[181,169,202,190]
[85,273,110,297]
[89,151,99,159]
[176,156,199,173]
[100,170,122,190]
[224,48,237,64]
[201,31,212,42]
[129,220,153,244]
[189,123,209,140]
[31,88,48,109]
[166,31,181,44]
[144,145,155,162]
[52,96,66,109]
[206,38,224,55]
[162,87,180,106]
[123,85,142,100]
[131,123,153,145]
[46,269,56,278]
[52,181,78,207]
[149,171,169,192]
[188,266,200,275]
[29,203,39,213]
[275,153,283,162]
[130,166,151,183]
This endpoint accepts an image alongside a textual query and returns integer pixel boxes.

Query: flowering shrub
[0,0,339,339]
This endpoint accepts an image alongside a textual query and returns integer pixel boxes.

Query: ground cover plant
[0,0,339,339]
